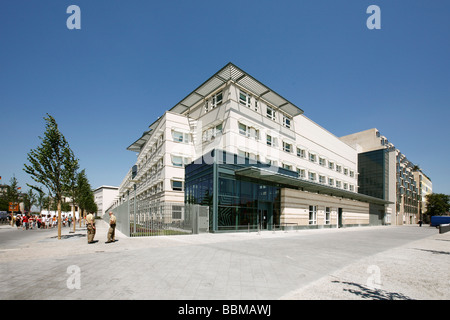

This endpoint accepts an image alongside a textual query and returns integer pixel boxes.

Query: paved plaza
[0,220,449,300]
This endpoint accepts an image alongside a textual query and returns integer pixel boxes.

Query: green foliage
[24,114,79,204]
[425,193,450,216]
[76,169,97,214]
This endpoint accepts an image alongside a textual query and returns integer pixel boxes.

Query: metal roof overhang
[169,62,304,117]
[127,63,304,152]
[127,130,151,152]
[235,167,392,205]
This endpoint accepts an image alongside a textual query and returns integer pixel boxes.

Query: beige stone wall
[281,188,370,227]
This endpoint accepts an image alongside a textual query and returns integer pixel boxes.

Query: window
[344,168,348,175]
[239,91,252,108]
[282,163,292,171]
[211,91,223,108]
[172,130,190,143]
[239,123,247,135]
[319,175,326,184]
[266,159,278,167]
[297,168,306,179]
[205,91,223,112]
[172,205,182,219]
[172,155,183,167]
[266,134,277,147]
[171,180,183,191]
[309,152,316,163]
[296,148,305,158]
[328,161,335,170]
[282,115,291,128]
[283,141,292,153]
[343,183,348,190]
[238,150,258,161]
[238,122,259,139]
[325,207,331,225]
[171,155,191,167]
[309,172,316,181]
[350,185,355,192]
[309,205,317,225]
[349,170,355,178]
[328,178,334,186]
[202,123,223,141]
[336,180,342,188]
[336,165,342,173]
[266,106,276,120]
[319,157,326,166]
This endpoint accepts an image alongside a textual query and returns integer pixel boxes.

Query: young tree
[75,169,96,227]
[24,114,79,240]
[5,176,21,225]
[22,189,36,213]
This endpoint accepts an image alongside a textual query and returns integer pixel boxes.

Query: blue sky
[0,0,449,195]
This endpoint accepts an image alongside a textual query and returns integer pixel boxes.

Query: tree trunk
[72,203,76,233]
[58,200,62,240]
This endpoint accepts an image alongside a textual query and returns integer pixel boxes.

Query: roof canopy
[235,166,392,205]
[128,63,304,152]
[170,62,304,117]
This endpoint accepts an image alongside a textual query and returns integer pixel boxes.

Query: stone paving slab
[0,221,448,300]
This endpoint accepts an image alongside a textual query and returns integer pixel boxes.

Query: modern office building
[111,63,390,233]
[340,128,427,225]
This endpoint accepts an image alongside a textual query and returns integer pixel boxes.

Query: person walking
[15,215,21,229]
[105,212,116,243]
[86,212,96,244]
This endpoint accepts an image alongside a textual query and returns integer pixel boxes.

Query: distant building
[93,186,119,217]
[340,128,429,225]
[413,169,432,220]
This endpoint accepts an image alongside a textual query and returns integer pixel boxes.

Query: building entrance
[258,201,272,230]
[338,208,343,228]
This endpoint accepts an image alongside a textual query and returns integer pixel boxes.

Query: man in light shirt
[86,212,96,244]
[106,212,117,243]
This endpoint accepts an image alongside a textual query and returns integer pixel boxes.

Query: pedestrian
[15,215,21,229]
[106,211,116,243]
[22,214,28,230]
[86,212,96,244]
[419,219,423,227]
[68,215,72,228]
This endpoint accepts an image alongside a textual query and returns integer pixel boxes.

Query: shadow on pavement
[331,280,414,300]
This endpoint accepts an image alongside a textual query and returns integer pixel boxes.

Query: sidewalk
[0,223,449,300]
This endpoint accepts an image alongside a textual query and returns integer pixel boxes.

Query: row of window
[281,141,355,177]
[137,179,184,197]
[289,166,355,191]
[204,89,293,129]
[173,119,354,181]
[236,150,355,191]
[237,125,355,178]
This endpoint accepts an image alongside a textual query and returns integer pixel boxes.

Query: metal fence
[106,201,209,237]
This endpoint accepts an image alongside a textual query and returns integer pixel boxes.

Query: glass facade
[185,150,283,232]
[358,149,389,200]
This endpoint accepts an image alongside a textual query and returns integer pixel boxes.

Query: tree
[24,114,79,240]
[75,169,97,227]
[22,189,36,213]
[425,193,450,217]
[6,176,21,226]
